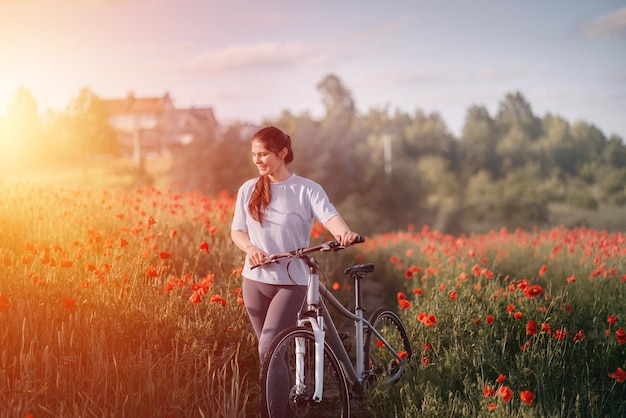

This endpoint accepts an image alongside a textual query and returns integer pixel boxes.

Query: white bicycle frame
[296,264,406,403]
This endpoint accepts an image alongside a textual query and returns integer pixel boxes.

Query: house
[104,92,218,161]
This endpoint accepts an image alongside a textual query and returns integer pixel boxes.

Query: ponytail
[248,175,271,226]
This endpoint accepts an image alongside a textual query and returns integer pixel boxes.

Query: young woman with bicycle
[230,125,360,363]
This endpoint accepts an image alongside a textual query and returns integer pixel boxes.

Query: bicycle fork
[295,270,325,402]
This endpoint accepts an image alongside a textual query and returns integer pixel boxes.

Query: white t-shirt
[231,173,339,285]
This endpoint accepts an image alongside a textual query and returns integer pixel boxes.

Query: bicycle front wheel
[363,307,412,384]
[260,326,350,418]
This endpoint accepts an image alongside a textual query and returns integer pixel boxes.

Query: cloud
[578,6,626,39]
[189,41,324,73]
[240,12,286,26]
[360,68,457,87]
[608,71,626,82]
[470,66,527,81]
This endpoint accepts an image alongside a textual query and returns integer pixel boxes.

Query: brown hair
[248,126,294,226]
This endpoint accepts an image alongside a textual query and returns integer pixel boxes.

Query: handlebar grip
[353,235,366,244]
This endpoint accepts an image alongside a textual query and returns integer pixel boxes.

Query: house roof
[105,92,173,115]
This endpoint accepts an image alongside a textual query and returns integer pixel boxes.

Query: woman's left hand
[336,231,360,246]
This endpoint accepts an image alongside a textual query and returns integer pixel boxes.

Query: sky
[1,0,625,139]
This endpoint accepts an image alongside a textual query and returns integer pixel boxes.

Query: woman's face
[251,139,287,178]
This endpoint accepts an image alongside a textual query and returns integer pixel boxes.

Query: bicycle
[255,237,413,417]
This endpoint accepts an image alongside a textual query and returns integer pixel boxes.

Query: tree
[401,110,457,161]
[1,87,43,167]
[64,87,116,157]
[459,105,499,177]
[539,113,576,176]
[317,73,356,127]
[495,91,540,138]
[310,74,361,203]
[170,121,252,195]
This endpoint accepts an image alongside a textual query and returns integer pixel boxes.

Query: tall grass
[1,183,257,417]
[356,227,626,417]
[1,184,625,417]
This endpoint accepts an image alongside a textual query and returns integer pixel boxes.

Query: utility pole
[383,133,392,177]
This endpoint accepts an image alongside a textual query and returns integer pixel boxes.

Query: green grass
[1,173,625,417]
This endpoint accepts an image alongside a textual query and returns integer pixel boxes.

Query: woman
[231,126,359,363]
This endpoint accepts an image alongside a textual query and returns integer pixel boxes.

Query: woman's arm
[325,215,359,246]
[231,229,266,266]
[231,229,254,253]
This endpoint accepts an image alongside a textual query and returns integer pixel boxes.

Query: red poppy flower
[423,314,437,327]
[62,297,77,311]
[496,385,513,403]
[146,266,159,278]
[514,311,523,320]
[496,373,506,383]
[399,299,411,310]
[615,328,626,344]
[524,285,543,298]
[506,304,515,313]
[608,367,626,383]
[483,385,495,397]
[573,329,585,342]
[449,291,457,300]
[488,403,497,411]
[397,291,406,301]
[398,350,409,359]
[199,241,210,253]
[159,251,171,260]
[413,288,423,297]
[486,315,494,324]
[189,292,202,304]
[520,390,534,405]
[210,294,226,307]
[607,315,618,326]
[390,255,400,264]
[542,323,551,334]
[538,265,548,278]
[554,328,569,340]
[566,275,576,283]
[0,293,9,313]
[147,216,157,227]
[60,259,73,268]
[526,320,538,336]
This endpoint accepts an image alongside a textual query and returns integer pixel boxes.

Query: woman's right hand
[246,245,267,266]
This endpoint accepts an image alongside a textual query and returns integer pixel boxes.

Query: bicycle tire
[363,307,412,384]
[260,326,350,418]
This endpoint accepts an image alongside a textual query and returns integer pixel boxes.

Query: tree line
[2,75,625,234]
[172,74,626,234]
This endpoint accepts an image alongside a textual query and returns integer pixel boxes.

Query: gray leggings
[243,278,307,363]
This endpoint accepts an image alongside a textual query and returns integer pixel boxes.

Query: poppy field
[1,183,625,417]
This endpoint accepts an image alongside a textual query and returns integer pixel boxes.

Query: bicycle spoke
[363,308,412,384]
[261,327,350,418]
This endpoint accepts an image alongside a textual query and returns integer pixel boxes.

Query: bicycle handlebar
[250,235,365,269]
